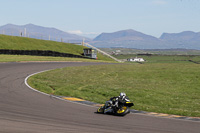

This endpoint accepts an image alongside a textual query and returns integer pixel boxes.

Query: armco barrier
[0,49,91,59]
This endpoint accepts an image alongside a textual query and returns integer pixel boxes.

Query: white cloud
[83,32,100,35]
[152,0,167,5]
[67,30,100,38]
[68,30,99,35]
[67,30,83,35]
[83,32,101,38]
[67,30,100,35]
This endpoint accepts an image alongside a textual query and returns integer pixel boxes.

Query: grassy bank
[0,54,113,62]
[28,63,200,117]
[0,35,84,55]
[0,35,114,62]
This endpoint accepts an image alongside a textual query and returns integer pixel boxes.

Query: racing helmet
[120,92,126,97]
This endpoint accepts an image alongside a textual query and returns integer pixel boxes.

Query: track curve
[0,62,199,133]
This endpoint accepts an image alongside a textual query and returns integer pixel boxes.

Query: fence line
[0,49,92,59]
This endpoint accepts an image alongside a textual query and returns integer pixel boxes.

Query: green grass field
[101,48,200,55]
[115,54,200,63]
[0,35,83,55]
[0,54,112,63]
[0,35,114,62]
[28,63,200,117]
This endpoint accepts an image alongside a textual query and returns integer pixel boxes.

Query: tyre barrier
[0,49,92,59]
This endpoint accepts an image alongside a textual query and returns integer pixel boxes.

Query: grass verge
[0,55,115,63]
[115,54,200,63]
[28,63,200,117]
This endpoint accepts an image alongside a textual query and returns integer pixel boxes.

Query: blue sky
[0,0,200,38]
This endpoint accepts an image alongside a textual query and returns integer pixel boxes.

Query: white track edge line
[24,69,97,108]
[24,69,200,121]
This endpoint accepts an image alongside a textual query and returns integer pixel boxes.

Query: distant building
[116,50,121,53]
[110,50,121,55]
[83,48,97,59]
[127,57,145,62]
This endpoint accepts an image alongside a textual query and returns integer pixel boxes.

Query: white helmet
[120,92,126,97]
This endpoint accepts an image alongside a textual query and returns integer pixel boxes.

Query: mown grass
[0,54,113,62]
[0,35,83,55]
[101,48,200,55]
[28,63,200,117]
[0,35,114,62]
[115,54,200,63]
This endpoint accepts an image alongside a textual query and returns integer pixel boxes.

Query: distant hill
[92,29,164,49]
[91,29,200,49]
[94,29,158,41]
[0,24,91,43]
[1,24,200,49]
[160,31,200,49]
[160,31,199,41]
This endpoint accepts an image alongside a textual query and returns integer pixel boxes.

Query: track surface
[0,62,199,133]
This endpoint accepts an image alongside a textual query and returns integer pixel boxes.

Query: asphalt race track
[0,62,199,133]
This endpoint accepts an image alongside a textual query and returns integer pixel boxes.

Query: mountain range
[0,24,200,49]
[0,24,91,43]
[91,30,200,49]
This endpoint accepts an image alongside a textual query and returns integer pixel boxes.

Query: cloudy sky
[0,0,200,38]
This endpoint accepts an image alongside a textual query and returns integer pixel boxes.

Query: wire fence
[0,30,84,44]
